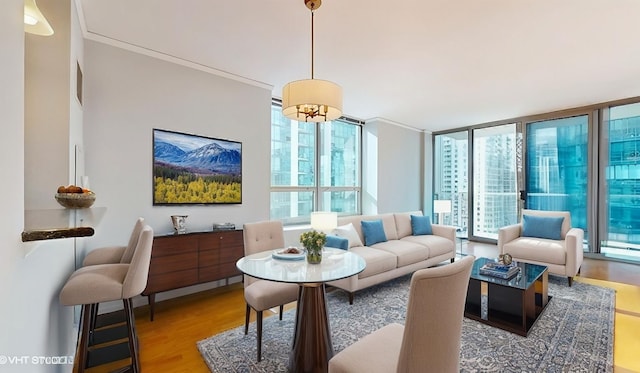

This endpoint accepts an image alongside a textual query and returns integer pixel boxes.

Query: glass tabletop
[470,257,547,290]
[236,248,366,284]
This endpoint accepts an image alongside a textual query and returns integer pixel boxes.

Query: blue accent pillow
[411,215,433,235]
[361,220,388,246]
[521,215,564,240]
[325,235,349,250]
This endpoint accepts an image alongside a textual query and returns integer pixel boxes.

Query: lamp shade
[310,211,338,232]
[282,79,343,122]
[433,200,452,214]
[24,0,54,36]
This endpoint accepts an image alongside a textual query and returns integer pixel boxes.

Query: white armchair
[498,209,584,286]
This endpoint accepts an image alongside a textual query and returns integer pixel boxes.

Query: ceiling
[77,0,640,132]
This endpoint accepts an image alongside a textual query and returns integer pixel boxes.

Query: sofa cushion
[410,215,433,235]
[333,223,364,248]
[393,211,423,238]
[325,235,349,250]
[362,220,388,246]
[503,237,566,265]
[371,240,429,267]
[338,214,399,241]
[400,235,454,257]
[348,246,398,279]
[522,215,564,240]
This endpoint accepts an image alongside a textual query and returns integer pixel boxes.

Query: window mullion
[315,122,322,211]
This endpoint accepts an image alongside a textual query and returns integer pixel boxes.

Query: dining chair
[328,255,475,373]
[242,220,300,361]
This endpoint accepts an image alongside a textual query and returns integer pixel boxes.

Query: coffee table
[464,257,550,336]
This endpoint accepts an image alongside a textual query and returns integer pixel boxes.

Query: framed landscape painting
[153,129,242,205]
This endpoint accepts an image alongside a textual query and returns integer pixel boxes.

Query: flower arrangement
[300,229,326,264]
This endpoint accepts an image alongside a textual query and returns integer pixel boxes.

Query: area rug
[197,275,615,372]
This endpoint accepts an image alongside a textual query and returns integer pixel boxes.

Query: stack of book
[479,261,520,279]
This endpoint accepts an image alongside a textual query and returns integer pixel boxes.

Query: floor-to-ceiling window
[433,97,640,263]
[472,124,519,240]
[525,116,589,236]
[601,103,640,260]
[433,131,468,232]
[270,102,362,224]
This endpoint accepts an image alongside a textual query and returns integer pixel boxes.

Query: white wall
[82,40,272,306]
[363,119,424,214]
[0,0,77,372]
[0,0,25,304]
[24,0,73,209]
[83,40,272,241]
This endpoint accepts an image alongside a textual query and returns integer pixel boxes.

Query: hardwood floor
[86,242,640,373]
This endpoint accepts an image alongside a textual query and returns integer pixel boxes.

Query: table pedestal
[288,283,333,373]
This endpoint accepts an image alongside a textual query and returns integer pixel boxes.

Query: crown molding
[73,1,272,91]
[365,117,430,134]
[84,32,274,91]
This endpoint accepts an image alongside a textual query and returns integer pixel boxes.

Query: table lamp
[310,211,338,233]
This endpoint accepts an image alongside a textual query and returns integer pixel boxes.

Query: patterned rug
[197,274,615,372]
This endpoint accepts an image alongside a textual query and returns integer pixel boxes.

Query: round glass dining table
[236,248,366,373]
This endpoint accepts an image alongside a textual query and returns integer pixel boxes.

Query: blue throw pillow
[325,235,349,250]
[410,215,433,235]
[361,220,387,246]
[521,215,564,240]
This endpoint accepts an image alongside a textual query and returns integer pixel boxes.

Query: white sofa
[498,209,584,286]
[328,211,457,303]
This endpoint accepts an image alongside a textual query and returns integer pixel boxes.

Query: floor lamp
[433,200,451,225]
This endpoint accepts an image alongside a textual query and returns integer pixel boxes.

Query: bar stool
[81,217,145,335]
[82,217,145,266]
[60,225,154,372]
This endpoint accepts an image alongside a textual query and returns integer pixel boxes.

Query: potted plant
[300,230,327,264]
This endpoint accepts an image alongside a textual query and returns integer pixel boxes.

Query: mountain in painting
[154,140,241,175]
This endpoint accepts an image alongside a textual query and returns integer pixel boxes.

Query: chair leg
[349,292,354,305]
[123,298,140,373]
[451,258,455,263]
[279,304,284,320]
[244,304,250,335]
[568,277,573,287]
[88,303,98,345]
[76,304,92,372]
[256,310,263,362]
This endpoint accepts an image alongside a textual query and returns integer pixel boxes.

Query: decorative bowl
[55,192,96,209]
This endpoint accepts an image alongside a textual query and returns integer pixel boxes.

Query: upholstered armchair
[498,209,584,286]
[328,256,475,373]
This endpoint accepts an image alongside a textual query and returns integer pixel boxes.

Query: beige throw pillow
[333,223,364,248]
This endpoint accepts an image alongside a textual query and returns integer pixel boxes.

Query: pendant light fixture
[24,0,54,36]
[282,0,342,123]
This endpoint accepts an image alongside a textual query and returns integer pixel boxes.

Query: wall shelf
[22,207,106,242]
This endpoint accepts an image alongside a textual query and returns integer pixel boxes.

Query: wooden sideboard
[143,229,244,320]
